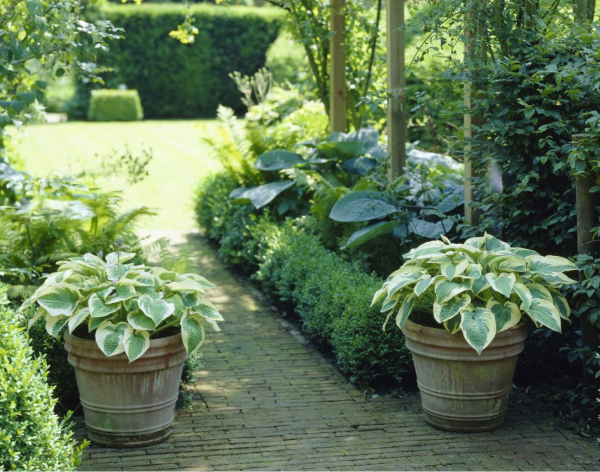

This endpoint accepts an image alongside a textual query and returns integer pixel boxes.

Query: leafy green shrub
[88,89,143,121]
[0,286,82,471]
[93,4,283,119]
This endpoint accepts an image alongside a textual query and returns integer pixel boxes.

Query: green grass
[10,120,222,230]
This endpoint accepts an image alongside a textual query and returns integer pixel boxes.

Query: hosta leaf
[139,295,175,326]
[83,253,106,267]
[539,272,578,286]
[180,273,216,290]
[513,283,532,310]
[106,284,137,304]
[190,300,224,321]
[380,295,399,313]
[166,294,185,317]
[487,300,521,332]
[524,299,562,332]
[460,308,496,354]
[329,191,398,223]
[393,296,415,331]
[152,267,177,282]
[414,276,435,297]
[234,181,295,209]
[464,264,483,280]
[181,313,205,355]
[409,218,454,240]
[527,255,578,274]
[404,240,446,260]
[526,283,553,302]
[435,279,471,304]
[341,220,396,250]
[167,278,207,293]
[386,269,427,299]
[433,294,471,323]
[440,257,468,281]
[485,273,516,299]
[481,233,510,251]
[88,314,114,331]
[472,275,489,296]
[45,314,69,337]
[68,307,90,333]
[36,283,80,317]
[127,310,156,330]
[89,292,120,318]
[202,318,221,332]
[255,150,304,171]
[548,289,571,320]
[123,329,150,362]
[107,263,133,281]
[371,287,388,307]
[95,321,129,356]
[443,315,461,334]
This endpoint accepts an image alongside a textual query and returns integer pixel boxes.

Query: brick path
[78,232,600,471]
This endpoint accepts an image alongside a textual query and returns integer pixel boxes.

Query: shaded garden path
[78,232,600,471]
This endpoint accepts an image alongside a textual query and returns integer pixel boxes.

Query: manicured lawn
[10,120,222,230]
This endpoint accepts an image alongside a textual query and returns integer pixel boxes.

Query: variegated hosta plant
[19,252,224,362]
[372,233,578,354]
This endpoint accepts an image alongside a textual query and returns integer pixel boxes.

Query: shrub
[88,89,144,121]
[95,4,283,119]
[0,286,82,471]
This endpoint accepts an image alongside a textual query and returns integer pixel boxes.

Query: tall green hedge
[0,287,81,471]
[99,4,283,118]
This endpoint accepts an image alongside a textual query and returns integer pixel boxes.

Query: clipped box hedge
[99,4,283,118]
[0,287,81,471]
[88,89,144,121]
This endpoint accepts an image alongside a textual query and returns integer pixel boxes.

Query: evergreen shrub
[88,89,143,121]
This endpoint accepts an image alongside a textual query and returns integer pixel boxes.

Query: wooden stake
[386,0,406,181]
[330,0,346,133]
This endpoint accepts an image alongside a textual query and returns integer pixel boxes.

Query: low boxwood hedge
[88,89,144,121]
[0,286,82,471]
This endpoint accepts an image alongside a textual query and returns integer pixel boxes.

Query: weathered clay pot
[64,332,188,448]
[402,319,527,432]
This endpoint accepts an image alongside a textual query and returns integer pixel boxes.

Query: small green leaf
[435,279,471,304]
[139,295,175,326]
[443,315,461,334]
[460,308,496,354]
[123,329,150,362]
[68,307,90,333]
[393,296,414,331]
[167,278,207,293]
[190,300,224,321]
[487,300,521,332]
[513,283,532,310]
[414,276,435,297]
[89,292,120,318]
[95,321,129,356]
[433,294,471,323]
[485,273,516,299]
[127,310,156,330]
[45,314,69,337]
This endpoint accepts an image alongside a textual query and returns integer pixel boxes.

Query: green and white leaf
[371,287,388,307]
[441,258,468,281]
[95,321,129,356]
[487,300,521,332]
[68,307,90,333]
[460,308,496,355]
[527,255,578,274]
[36,283,81,317]
[139,295,175,326]
[524,299,562,332]
[89,292,120,318]
[180,273,216,290]
[106,284,137,304]
[127,310,156,330]
[414,276,435,297]
[28,306,45,329]
[485,273,516,299]
[539,272,578,286]
[394,296,415,331]
[190,300,224,321]
[123,329,150,362]
[548,289,570,320]
[45,314,69,337]
[167,278,208,293]
[88,314,114,331]
[181,313,205,355]
[433,294,471,323]
[513,283,532,310]
[526,283,553,303]
[443,315,462,335]
[434,279,471,304]
[106,251,137,266]
[471,275,489,296]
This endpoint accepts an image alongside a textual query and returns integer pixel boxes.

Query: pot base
[86,425,172,448]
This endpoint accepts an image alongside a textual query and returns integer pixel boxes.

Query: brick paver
[78,232,600,471]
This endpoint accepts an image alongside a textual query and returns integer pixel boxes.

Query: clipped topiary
[88,89,144,122]
[0,285,83,471]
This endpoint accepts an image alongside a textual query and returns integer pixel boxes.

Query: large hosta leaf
[123,329,150,362]
[443,315,461,334]
[106,284,137,304]
[317,140,363,158]
[180,273,216,290]
[167,278,207,293]
[36,283,80,317]
[68,307,90,333]
[139,295,175,326]
[255,150,304,171]
[414,276,435,297]
[460,308,496,354]
[106,252,136,266]
[433,294,471,323]
[435,279,471,304]
[89,292,120,318]
[440,257,468,281]
[190,300,224,322]
[513,283,532,310]
[341,220,396,250]
[231,181,295,209]
[487,300,521,332]
[181,313,205,355]
[95,321,129,356]
[394,296,415,330]
[409,218,454,240]
[527,255,578,274]
[485,273,516,299]
[524,299,562,332]
[329,191,398,222]
[127,310,156,331]
[548,289,571,320]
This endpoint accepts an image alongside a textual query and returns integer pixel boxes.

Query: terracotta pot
[402,319,527,432]
[64,332,188,448]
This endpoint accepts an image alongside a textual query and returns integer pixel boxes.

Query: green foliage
[0,286,84,471]
[22,250,223,361]
[372,234,577,354]
[265,32,313,88]
[88,89,144,122]
[90,4,283,119]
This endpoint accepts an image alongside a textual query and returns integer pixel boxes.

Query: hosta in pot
[20,251,224,447]
[372,233,576,432]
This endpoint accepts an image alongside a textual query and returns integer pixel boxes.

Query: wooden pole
[386,0,406,181]
[574,135,599,385]
[330,0,346,133]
